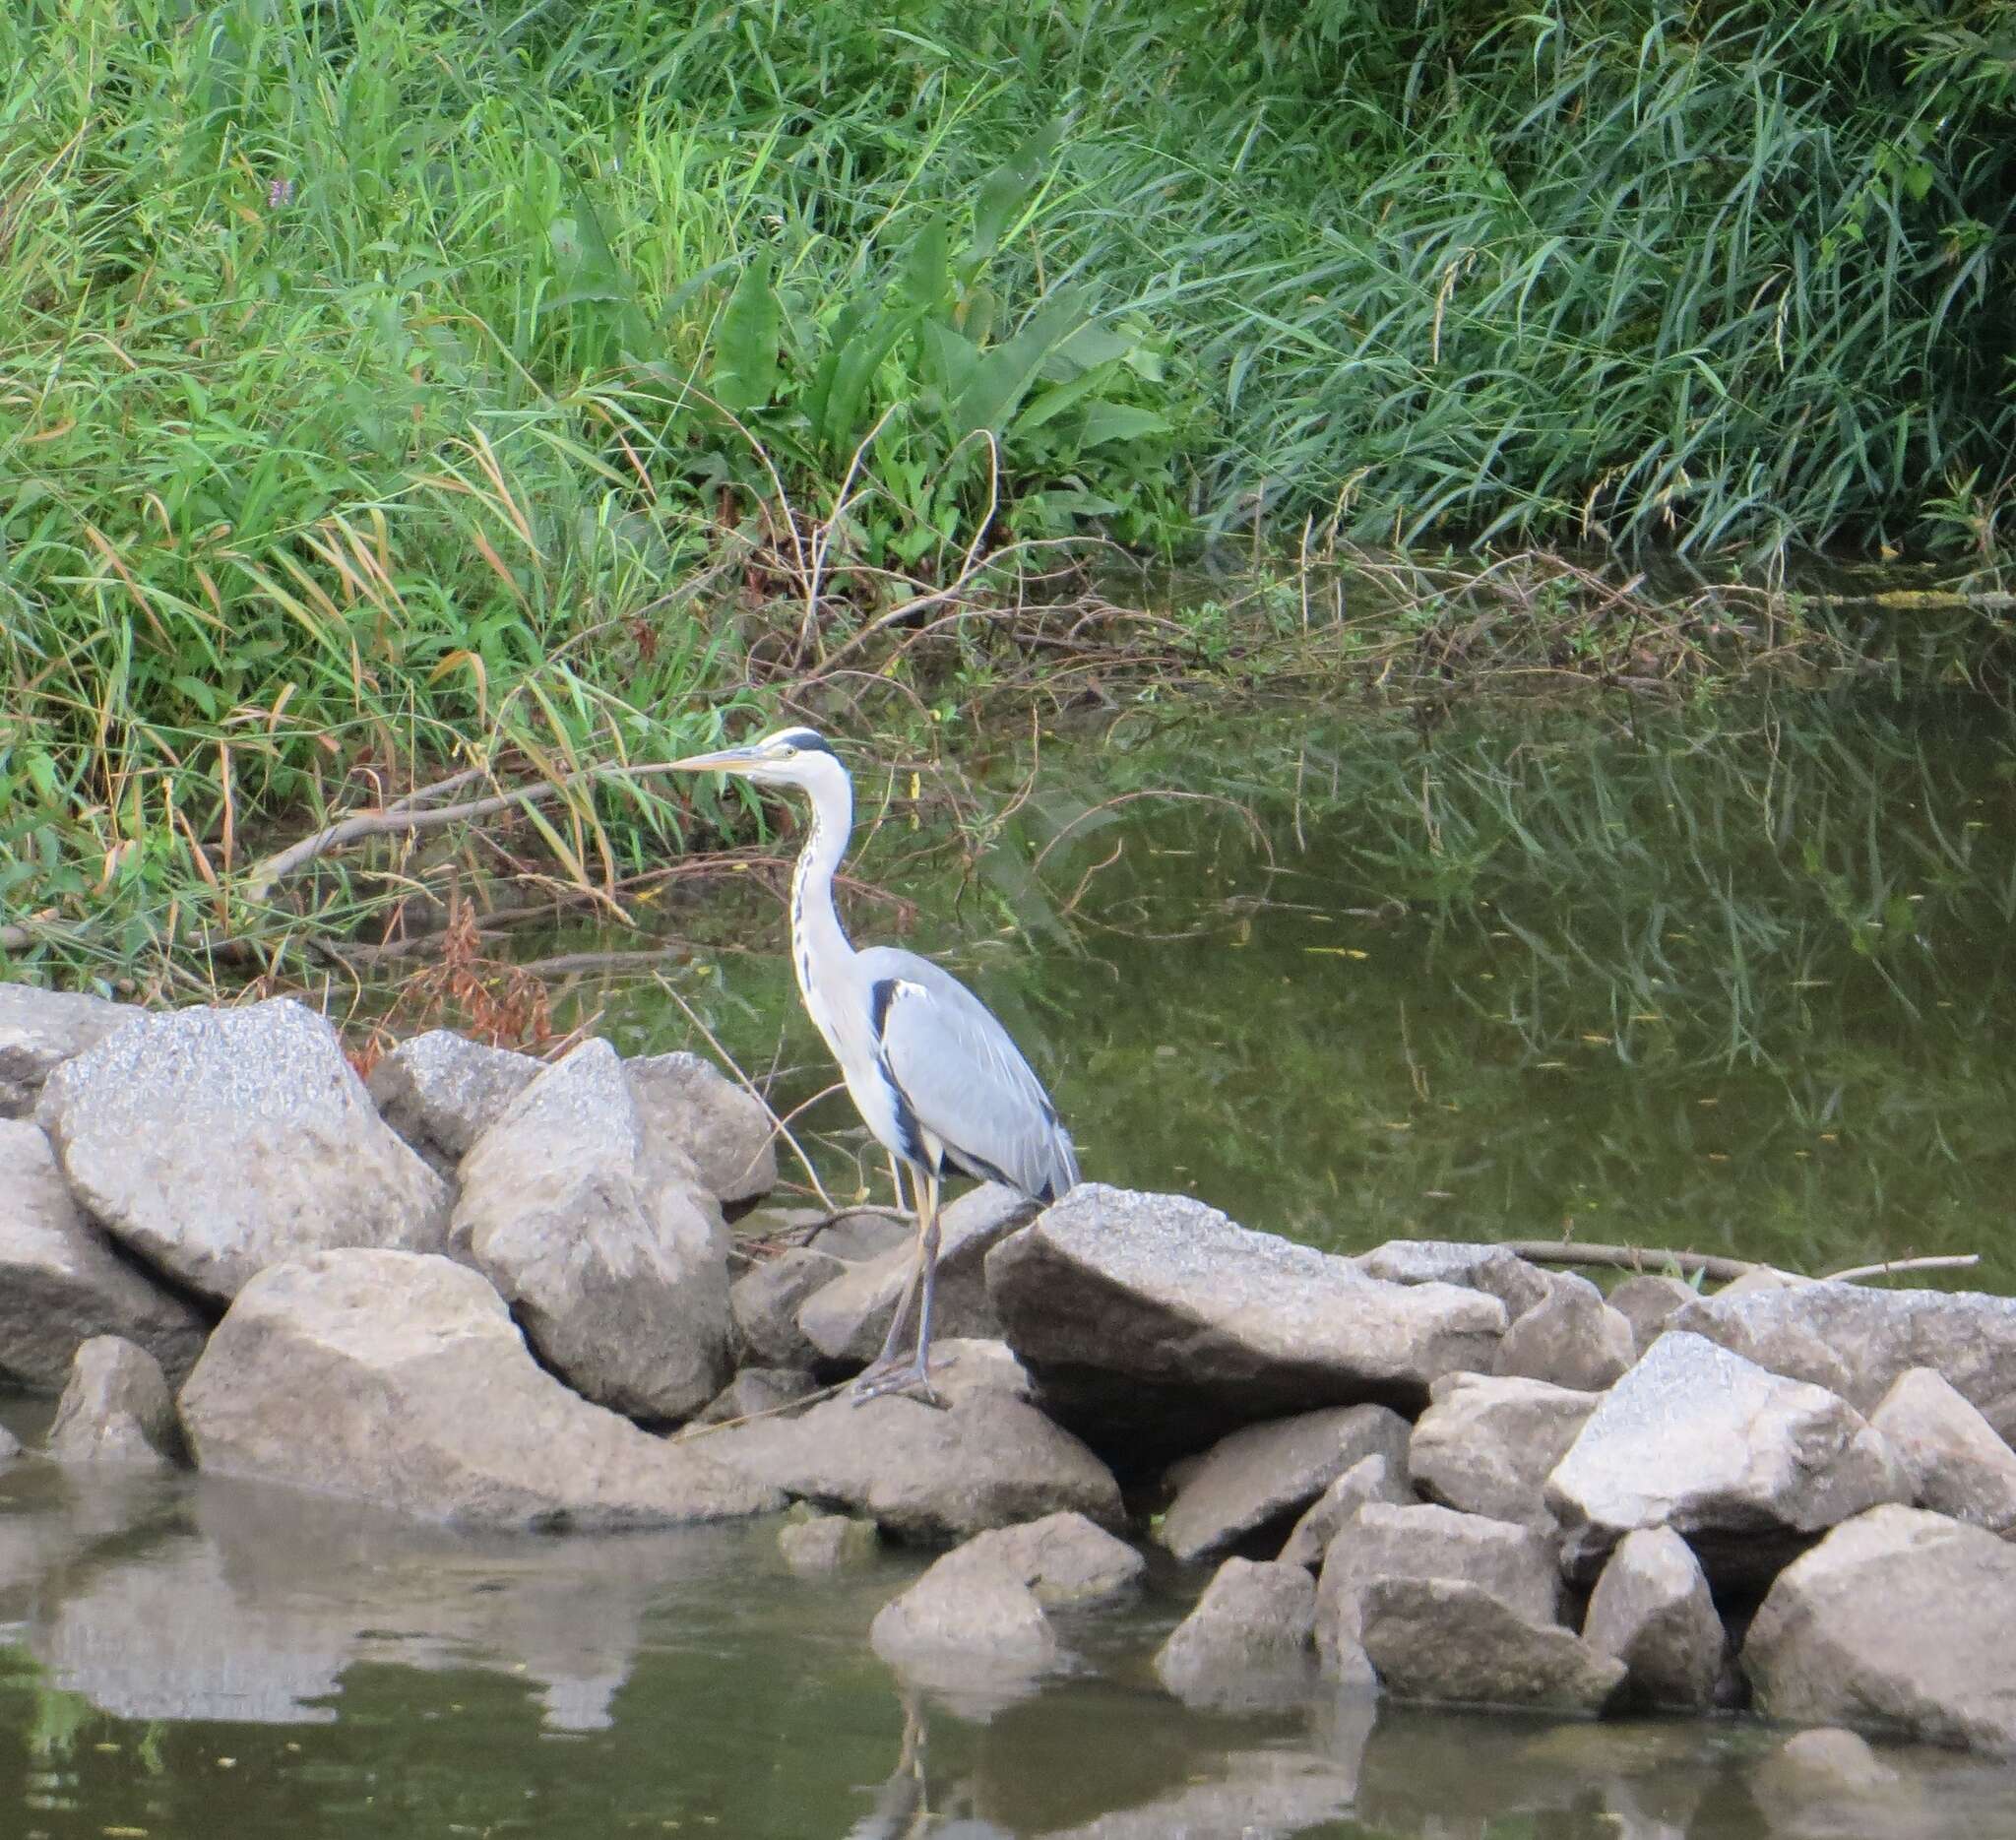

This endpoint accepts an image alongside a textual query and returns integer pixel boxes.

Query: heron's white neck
[788,762,855,1009]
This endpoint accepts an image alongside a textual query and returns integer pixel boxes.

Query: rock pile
[6,980,2016,1758]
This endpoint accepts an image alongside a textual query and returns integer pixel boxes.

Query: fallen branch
[1501,1238,1980,1288]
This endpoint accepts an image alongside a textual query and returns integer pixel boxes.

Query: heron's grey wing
[862,949,1079,1202]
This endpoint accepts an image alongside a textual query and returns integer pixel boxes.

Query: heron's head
[670,725,846,790]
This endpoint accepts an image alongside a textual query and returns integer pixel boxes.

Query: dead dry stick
[1501,1239,1979,1287]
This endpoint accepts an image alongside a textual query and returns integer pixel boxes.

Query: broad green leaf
[1078,400,1170,447]
[953,287,1091,439]
[970,120,1062,266]
[713,251,781,413]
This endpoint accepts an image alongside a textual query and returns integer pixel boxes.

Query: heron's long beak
[669,744,762,773]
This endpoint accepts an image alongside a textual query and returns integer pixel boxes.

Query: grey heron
[671,726,1079,1405]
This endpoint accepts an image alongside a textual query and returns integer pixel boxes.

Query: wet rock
[0,981,136,1118]
[1280,1454,1414,1569]
[798,1184,1029,1364]
[1492,1272,1636,1392]
[1360,1577,1626,1714]
[1748,1729,1929,1840]
[1673,1281,2016,1434]
[985,1185,1505,1453]
[1867,1366,2016,1535]
[1157,1403,1411,1562]
[1744,1504,2016,1756]
[869,1545,1057,1681]
[1408,1372,1601,1529]
[1042,1737,1369,1840]
[451,1039,731,1419]
[1583,1527,1728,1710]
[46,1336,182,1470]
[623,1051,778,1206]
[365,1030,539,1172]
[1354,1238,1552,1318]
[690,1367,820,1426]
[0,1119,210,1390]
[1607,1273,1698,1358]
[729,1246,847,1369]
[1544,1331,1909,1586]
[698,1384,1121,1543]
[1154,1557,1316,1707]
[177,1247,781,1529]
[36,997,451,1302]
[0,1424,18,1464]
[960,1510,1145,1608]
[779,1511,878,1574]
[1315,1501,1562,1686]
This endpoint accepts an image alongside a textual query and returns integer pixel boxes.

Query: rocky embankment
[5,979,2016,1758]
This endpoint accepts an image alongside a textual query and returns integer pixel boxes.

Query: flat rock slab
[1158,1403,1411,1562]
[695,1386,1121,1543]
[623,1051,778,1205]
[1673,1282,2016,1436]
[1492,1273,1636,1392]
[178,1248,781,1529]
[985,1185,1505,1453]
[37,998,451,1302]
[1744,1504,2016,1757]
[1583,1527,1728,1710]
[1360,1578,1626,1715]
[47,1336,182,1470]
[1,982,136,1117]
[1279,1454,1414,1568]
[452,1039,732,1419]
[0,1119,211,1391]
[1354,1239,1552,1318]
[1155,1557,1316,1708]
[1316,1501,1562,1686]
[797,1184,1031,1364]
[1867,1366,2016,1535]
[366,1031,539,1170]
[1544,1331,1908,1585]
[1409,1372,1601,1530]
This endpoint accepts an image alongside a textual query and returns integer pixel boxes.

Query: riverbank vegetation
[4,0,2014,988]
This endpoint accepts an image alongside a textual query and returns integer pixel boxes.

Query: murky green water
[615,683,2016,1291]
[7,680,2016,1836]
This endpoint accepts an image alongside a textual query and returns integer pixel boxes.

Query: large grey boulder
[1674,1282,2016,1438]
[1279,1454,1414,1568]
[729,1246,847,1369]
[985,1185,1505,1451]
[1492,1272,1636,1392]
[451,1039,731,1420]
[365,1030,539,1172]
[1157,1404,1411,1562]
[46,1336,182,1469]
[623,1051,778,1206]
[1315,1501,1562,1685]
[1359,1578,1626,1714]
[177,1248,780,1528]
[1867,1366,2016,1535]
[959,1510,1144,1606]
[1606,1273,1697,1358]
[1354,1238,1552,1318]
[1408,1372,1602,1529]
[797,1184,1028,1364]
[1154,1557,1316,1708]
[1544,1331,1909,1585]
[1744,1504,2016,1756]
[695,1383,1121,1543]
[1583,1527,1728,1710]
[0,981,135,1117]
[36,998,451,1302]
[0,1119,210,1390]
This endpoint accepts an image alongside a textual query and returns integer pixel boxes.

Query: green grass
[3,0,2014,984]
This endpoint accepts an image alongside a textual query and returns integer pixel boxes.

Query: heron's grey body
[673,725,1078,1402]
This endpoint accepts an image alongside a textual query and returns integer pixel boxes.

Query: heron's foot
[850,1359,947,1410]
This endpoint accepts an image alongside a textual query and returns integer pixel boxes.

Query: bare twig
[1501,1239,1981,1288]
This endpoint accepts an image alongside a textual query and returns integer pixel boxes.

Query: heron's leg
[852,1165,946,1409]
[855,1164,928,1386]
